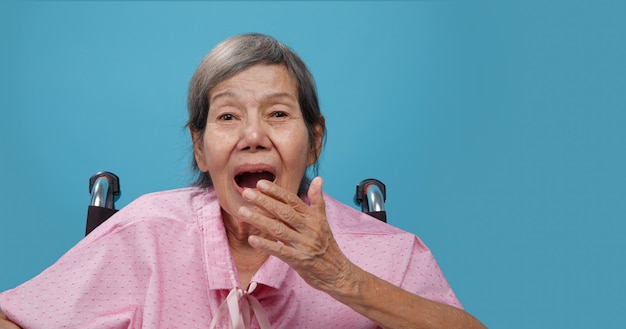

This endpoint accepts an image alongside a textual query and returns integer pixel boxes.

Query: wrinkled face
[193,64,322,221]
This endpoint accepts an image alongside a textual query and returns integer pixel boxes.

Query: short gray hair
[187,33,325,192]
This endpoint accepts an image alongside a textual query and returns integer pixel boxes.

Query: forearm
[328,264,486,329]
[0,311,21,329]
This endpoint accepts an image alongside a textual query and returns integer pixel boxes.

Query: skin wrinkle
[216,62,486,326]
[192,63,319,287]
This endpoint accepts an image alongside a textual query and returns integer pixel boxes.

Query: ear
[307,116,325,166]
[190,127,208,172]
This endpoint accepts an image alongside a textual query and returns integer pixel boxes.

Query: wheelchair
[86,172,387,236]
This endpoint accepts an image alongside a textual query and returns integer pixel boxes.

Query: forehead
[209,64,298,101]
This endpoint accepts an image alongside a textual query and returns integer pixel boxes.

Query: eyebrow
[210,91,297,104]
[262,92,297,103]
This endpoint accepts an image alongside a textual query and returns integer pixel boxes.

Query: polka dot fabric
[0,187,461,328]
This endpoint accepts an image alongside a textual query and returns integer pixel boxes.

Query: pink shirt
[0,187,461,328]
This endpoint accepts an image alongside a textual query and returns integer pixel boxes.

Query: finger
[247,232,325,268]
[256,180,310,213]
[248,234,295,260]
[307,176,325,213]
[238,206,300,244]
[242,185,308,231]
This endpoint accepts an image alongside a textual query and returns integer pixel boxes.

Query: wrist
[326,261,367,303]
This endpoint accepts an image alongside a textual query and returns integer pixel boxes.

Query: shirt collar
[198,189,290,291]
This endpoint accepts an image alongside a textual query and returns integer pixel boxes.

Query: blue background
[1,1,625,328]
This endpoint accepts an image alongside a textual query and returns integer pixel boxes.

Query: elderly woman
[0,34,485,329]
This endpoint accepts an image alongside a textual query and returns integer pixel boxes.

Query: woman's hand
[238,176,357,294]
[239,177,487,329]
[0,311,21,329]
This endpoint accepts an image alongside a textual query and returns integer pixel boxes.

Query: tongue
[236,172,274,188]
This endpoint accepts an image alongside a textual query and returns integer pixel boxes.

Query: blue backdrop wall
[1,1,625,328]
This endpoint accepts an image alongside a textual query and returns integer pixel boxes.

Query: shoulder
[322,194,459,304]
[323,193,407,236]
[89,187,219,235]
[323,193,428,261]
[129,187,217,215]
[323,193,437,280]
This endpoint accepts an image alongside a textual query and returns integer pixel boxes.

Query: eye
[219,113,235,121]
[271,111,288,118]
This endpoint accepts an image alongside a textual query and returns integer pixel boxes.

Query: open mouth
[235,171,276,189]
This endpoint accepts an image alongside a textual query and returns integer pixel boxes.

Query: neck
[221,208,270,287]
[222,208,265,248]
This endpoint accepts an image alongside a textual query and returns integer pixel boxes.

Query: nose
[237,115,272,152]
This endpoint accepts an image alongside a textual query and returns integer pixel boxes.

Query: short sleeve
[399,236,464,309]
[0,210,152,329]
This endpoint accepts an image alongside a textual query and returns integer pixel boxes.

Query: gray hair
[187,33,326,193]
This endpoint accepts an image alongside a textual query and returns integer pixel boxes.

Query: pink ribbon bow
[209,282,272,329]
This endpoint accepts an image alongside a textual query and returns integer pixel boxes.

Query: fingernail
[239,207,251,218]
[242,188,256,200]
[257,180,269,191]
